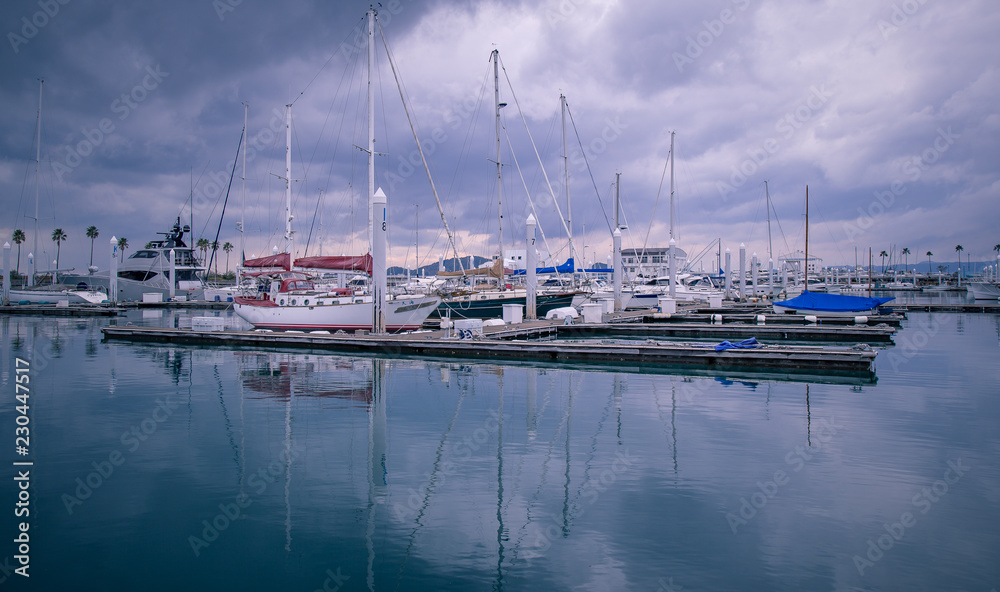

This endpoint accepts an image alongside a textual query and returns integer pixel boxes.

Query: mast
[804,185,809,290]
[32,80,42,286]
[669,131,675,240]
[284,104,293,254]
[368,8,375,252]
[764,180,772,260]
[614,172,620,230]
[492,49,505,271]
[241,102,247,264]
[561,93,574,283]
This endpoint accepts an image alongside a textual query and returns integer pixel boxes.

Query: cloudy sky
[2,0,997,274]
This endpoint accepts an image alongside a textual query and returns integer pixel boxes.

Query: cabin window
[129,250,158,259]
[291,299,297,305]
[304,299,310,305]
[117,270,158,281]
[279,299,285,305]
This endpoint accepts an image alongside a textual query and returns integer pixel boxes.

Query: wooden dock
[101,325,878,379]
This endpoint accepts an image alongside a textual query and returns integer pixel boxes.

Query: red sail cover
[294,254,372,274]
[243,253,291,270]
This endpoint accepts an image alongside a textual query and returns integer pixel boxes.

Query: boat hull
[432,291,577,319]
[772,291,894,316]
[967,281,1000,300]
[233,295,440,332]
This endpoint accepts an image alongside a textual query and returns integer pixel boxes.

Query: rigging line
[497,57,578,271]
[640,147,671,267]
[377,17,464,273]
[565,103,614,235]
[290,15,366,107]
[769,192,791,257]
[207,128,244,276]
[502,121,564,280]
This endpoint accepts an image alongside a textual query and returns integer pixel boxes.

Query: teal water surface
[0,308,998,591]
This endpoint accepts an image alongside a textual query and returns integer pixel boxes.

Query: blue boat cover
[511,258,575,275]
[774,290,894,312]
[714,337,759,351]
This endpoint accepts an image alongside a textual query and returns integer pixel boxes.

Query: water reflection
[1,310,997,590]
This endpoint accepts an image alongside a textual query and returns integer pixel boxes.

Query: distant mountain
[388,256,491,276]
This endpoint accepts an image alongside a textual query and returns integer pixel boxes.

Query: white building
[622,246,688,278]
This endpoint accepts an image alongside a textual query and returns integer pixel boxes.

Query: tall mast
[561,94,573,281]
[492,49,504,270]
[804,185,809,289]
[764,180,772,260]
[614,172,620,230]
[368,7,376,253]
[669,131,675,240]
[32,79,42,286]
[241,102,247,264]
[284,104,293,254]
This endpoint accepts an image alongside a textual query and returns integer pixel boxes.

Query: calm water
[1,301,998,591]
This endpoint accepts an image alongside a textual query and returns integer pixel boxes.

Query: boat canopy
[438,258,507,279]
[775,290,894,312]
[243,253,291,271]
[294,254,372,274]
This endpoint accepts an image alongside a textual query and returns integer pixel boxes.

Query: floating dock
[559,322,895,343]
[101,325,878,379]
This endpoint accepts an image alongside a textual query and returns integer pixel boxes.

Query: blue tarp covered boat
[773,290,894,316]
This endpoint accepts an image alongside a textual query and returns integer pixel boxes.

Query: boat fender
[853,316,868,325]
[711,314,723,324]
[804,315,818,324]
[755,314,766,324]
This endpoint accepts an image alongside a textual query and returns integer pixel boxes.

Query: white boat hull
[8,288,108,304]
[772,303,880,317]
[968,281,1000,300]
[234,294,441,331]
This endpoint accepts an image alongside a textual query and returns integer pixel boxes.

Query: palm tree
[901,247,910,272]
[51,228,67,269]
[145,241,155,249]
[117,237,129,262]
[196,238,210,266]
[879,250,888,274]
[926,251,933,275]
[12,229,25,277]
[210,240,220,277]
[994,244,1000,257]
[223,242,234,275]
[955,244,964,284]
[85,225,99,266]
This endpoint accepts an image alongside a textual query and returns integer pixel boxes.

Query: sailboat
[233,10,440,332]
[431,50,578,320]
[773,187,893,316]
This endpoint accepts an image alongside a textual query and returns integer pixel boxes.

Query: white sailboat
[233,9,439,332]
